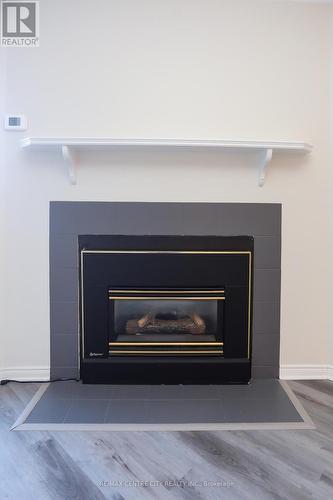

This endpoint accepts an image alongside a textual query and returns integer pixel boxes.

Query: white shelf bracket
[61,145,77,185]
[258,148,273,187]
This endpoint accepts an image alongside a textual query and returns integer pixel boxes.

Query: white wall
[330,4,333,379]
[1,0,333,378]
[0,49,7,378]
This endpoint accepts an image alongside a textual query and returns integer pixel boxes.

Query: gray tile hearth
[13,380,313,431]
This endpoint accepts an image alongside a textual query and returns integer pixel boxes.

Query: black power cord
[0,378,80,386]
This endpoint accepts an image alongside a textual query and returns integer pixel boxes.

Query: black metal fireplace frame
[79,235,254,384]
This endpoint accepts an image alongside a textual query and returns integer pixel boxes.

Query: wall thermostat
[4,114,27,131]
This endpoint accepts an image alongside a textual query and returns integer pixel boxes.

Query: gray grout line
[254,270,280,273]
[61,397,75,424]
[51,233,282,238]
[103,400,112,424]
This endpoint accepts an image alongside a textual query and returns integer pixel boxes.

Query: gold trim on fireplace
[80,249,252,360]
[83,250,250,255]
[109,350,224,356]
[108,290,224,353]
[109,289,225,294]
[109,342,224,346]
[109,296,225,301]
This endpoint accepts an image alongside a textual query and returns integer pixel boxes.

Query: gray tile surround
[49,202,281,380]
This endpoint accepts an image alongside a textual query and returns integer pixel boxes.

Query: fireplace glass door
[108,290,224,355]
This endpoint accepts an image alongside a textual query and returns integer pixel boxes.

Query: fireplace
[79,235,253,384]
[108,288,225,355]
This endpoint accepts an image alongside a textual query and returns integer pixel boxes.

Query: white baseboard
[280,364,333,381]
[0,366,50,382]
[1,365,332,383]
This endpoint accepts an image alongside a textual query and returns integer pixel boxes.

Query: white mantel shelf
[21,137,313,186]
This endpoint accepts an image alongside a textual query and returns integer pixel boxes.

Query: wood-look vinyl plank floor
[0,380,332,500]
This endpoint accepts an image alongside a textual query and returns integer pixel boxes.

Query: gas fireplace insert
[79,235,253,384]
